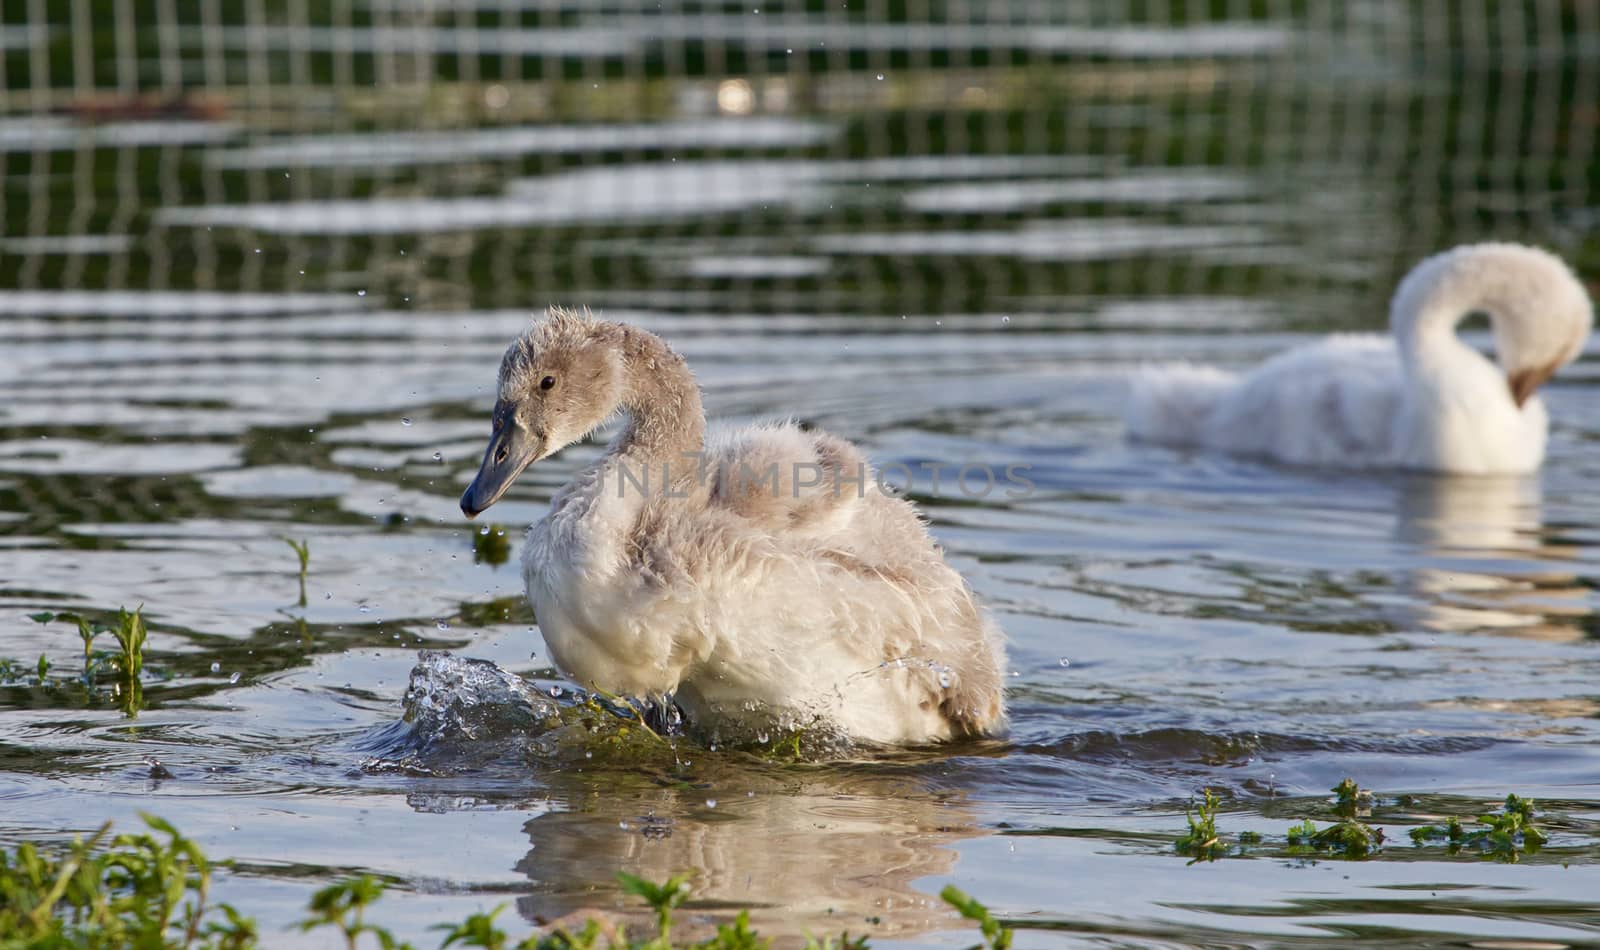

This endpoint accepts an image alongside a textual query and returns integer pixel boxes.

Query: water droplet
[548,685,563,697]
[619,820,629,829]
[705,798,718,808]
[436,621,450,631]
[209,661,221,673]
[1059,657,1070,667]
[1001,315,1011,325]
[938,672,952,688]
[877,73,884,80]
[585,751,593,759]
[359,605,372,614]
[401,417,413,426]
[432,452,443,461]
[228,672,241,684]
[357,289,367,297]
[757,731,769,744]
[324,592,332,600]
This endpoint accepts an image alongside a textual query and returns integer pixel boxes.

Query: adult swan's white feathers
[460,309,1007,745]
[1124,243,1593,474]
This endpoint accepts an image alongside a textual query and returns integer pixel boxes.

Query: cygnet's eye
[540,375,556,391]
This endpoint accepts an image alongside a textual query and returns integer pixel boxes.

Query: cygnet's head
[1394,243,1593,407]
[1477,245,1592,407]
[461,307,623,517]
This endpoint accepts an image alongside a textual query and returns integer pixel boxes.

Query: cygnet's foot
[640,695,686,737]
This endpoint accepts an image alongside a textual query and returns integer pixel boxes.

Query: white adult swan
[1125,243,1592,474]
[460,308,1007,745]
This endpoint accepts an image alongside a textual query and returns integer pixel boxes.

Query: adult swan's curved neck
[1389,243,1592,408]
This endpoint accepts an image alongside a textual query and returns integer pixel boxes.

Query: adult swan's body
[1125,243,1592,474]
[460,309,1007,745]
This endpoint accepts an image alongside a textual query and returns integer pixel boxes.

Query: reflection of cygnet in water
[1393,476,1590,640]
[510,776,976,939]
[458,307,1007,745]
[387,654,980,941]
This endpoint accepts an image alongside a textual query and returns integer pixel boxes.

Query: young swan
[1124,243,1593,474]
[460,309,1007,745]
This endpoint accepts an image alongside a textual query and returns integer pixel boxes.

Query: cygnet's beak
[1507,363,1559,409]
[461,419,543,518]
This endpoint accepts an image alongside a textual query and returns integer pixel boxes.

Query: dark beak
[461,420,542,518]
[1507,363,1559,410]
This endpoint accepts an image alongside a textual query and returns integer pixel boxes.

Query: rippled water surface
[4,3,1600,946]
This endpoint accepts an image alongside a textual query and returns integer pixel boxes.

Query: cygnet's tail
[1122,363,1239,446]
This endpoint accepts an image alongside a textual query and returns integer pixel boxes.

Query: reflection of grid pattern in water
[0,2,1597,317]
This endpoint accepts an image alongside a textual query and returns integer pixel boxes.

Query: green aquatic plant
[28,610,114,678]
[284,537,311,606]
[1331,777,1372,818]
[110,606,148,681]
[0,814,256,949]
[298,875,403,950]
[1287,818,1384,857]
[1408,794,1548,862]
[1174,788,1225,861]
[16,606,149,716]
[618,872,692,947]
[1284,780,1385,858]
[941,885,1012,950]
[435,905,515,950]
[3,815,1012,950]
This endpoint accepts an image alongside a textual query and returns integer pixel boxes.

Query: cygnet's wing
[1206,334,1404,464]
[705,421,1007,736]
[704,422,878,544]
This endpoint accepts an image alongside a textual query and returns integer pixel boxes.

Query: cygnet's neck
[610,326,706,486]
[1391,251,1499,368]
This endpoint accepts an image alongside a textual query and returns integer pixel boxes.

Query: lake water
[3,3,1599,946]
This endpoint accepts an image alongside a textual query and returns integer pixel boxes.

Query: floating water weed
[941,885,1013,950]
[1,815,1013,949]
[284,538,311,606]
[23,607,147,711]
[110,606,148,681]
[1331,777,1372,817]
[1174,788,1226,862]
[298,875,401,950]
[1284,779,1384,858]
[1409,794,1548,862]
[1286,817,1384,857]
[617,871,691,943]
[0,813,256,948]
[434,905,515,950]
